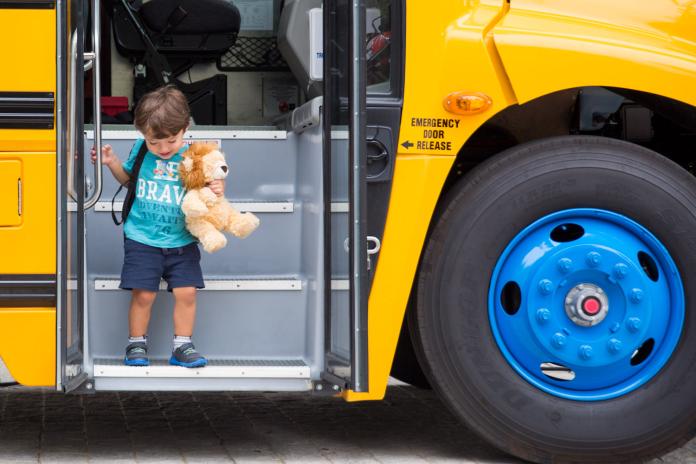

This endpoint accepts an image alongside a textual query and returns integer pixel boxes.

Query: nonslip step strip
[67,202,351,213]
[98,201,294,213]
[93,358,310,378]
[84,129,287,140]
[72,279,343,291]
[68,201,293,213]
[92,279,302,291]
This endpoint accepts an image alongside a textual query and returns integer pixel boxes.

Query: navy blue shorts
[120,238,205,292]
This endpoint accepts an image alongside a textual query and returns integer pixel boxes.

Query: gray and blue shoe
[169,342,207,368]
[124,341,149,366]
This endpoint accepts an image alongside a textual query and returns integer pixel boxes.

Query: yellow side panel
[352,0,696,401]
[0,160,21,226]
[344,1,510,400]
[0,8,56,152]
[344,0,515,401]
[0,153,55,274]
[345,155,454,401]
[0,308,56,386]
[397,0,514,157]
[493,0,696,107]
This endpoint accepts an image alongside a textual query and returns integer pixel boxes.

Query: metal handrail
[66,33,78,202]
[83,0,102,209]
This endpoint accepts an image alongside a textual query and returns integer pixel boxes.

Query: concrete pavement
[0,383,694,463]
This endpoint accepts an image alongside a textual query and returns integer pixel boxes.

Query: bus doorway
[57,0,371,393]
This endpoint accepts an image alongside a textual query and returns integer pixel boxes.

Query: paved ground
[0,384,694,463]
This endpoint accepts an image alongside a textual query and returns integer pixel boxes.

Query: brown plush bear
[179,142,260,253]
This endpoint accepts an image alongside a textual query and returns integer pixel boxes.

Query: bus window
[366,0,392,93]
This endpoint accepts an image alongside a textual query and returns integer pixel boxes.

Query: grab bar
[66,33,78,202]
[84,0,102,210]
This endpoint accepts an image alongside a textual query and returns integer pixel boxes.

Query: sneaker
[124,341,149,366]
[169,342,207,368]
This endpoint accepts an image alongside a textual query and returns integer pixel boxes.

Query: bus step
[93,358,310,379]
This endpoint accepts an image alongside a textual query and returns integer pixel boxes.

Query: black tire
[414,136,696,463]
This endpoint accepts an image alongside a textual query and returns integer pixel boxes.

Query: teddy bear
[179,142,260,253]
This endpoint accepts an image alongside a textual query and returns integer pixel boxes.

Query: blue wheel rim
[488,209,684,401]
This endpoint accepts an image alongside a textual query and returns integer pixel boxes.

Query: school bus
[1,0,696,462]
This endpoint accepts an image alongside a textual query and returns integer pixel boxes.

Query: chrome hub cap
[565,283,609,327]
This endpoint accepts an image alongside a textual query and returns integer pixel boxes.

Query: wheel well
[443,87,696,193]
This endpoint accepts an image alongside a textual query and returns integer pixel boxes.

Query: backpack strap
[111,141,149,226]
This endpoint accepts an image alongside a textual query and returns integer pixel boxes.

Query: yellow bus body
[347,0,696,400]
[0,7,56,386]
[0,9,56,152]
[2,0,696,396]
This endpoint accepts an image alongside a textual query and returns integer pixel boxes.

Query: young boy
[91,85,223,368]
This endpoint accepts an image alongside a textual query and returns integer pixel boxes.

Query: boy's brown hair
[134,85,190,138]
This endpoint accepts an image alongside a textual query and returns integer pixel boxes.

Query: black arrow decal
[401,140,413,149]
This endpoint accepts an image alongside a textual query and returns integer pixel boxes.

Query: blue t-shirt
[122,139,195,248]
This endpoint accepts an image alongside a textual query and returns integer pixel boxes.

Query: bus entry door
[323,0,369,393]
[58,0,103,392]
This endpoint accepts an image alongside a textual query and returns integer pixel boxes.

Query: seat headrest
[140,0,241,35]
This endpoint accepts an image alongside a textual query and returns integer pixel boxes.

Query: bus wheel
[414,136,696,463]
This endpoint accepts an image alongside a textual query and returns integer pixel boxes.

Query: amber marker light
[443,91,492,115]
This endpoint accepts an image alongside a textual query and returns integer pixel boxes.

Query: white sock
[128,335,146,344]
[173,335,192,351]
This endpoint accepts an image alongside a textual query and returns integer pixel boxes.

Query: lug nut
[578,344,593,360]
[607,338,622,354]
[552,332,567,349]
[630,288,644,304]
[586,252,601,267]
[613,263,628,279]
[557,258,573,274]
[627,317,642,333]
[538,279,553,295]
[536,308,551,324]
